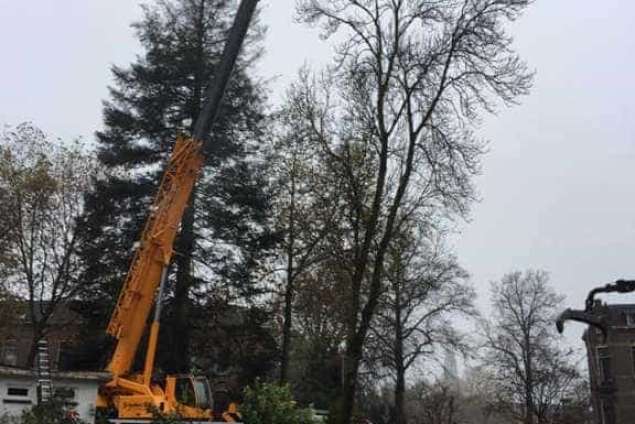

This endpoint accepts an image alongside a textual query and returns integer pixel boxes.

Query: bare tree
[292,1,532,421]
[269,85,345,382]
[481,270,583,424]
[368,224,475,424]
[409,381,464,424]
[0,123,95,364]
[288,259,350,407]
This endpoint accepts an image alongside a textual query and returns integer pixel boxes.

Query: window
[4,386,31,405]
[175,378,196,407]
[7,387,28,397]
[57,342,74,371]
[597,347,612,383]
[192,378,212,409]
[2,339,18,366]
[626,312,635,327]
[55,387,75,399]
[55,387,78,407]
[601,400,615,424]
[632,346,635,376]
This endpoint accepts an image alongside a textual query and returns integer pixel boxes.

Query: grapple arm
[585,279,635,311]
[557,279,635,342]
[556,308,607,340]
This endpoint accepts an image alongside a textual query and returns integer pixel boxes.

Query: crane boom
[106,137,203,376]
[193,0,259,141]
[106,0,259,377]
[100,1,260,419]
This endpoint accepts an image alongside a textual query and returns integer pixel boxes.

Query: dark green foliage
[290,340,341,410]
[147,406,184,424]
[240,381,315,424]
[148,414,184,424]
[78,0,275,373]
[187,302,279,390]
[18,398,86,424]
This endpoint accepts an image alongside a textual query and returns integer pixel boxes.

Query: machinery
[96,0,259,421]
[556,279,635,339]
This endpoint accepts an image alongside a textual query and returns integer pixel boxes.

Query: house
[0,365,109,423]
[0,299,276,421]
[583,303,635,424]
[0,301,86,371]
[0,302,110,423]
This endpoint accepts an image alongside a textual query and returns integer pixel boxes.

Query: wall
[0,368,106,424]
[584,304,635,424]
[0,374,36,418]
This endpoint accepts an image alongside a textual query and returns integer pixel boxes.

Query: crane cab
[101,374,243,421]
[164,375,213,416]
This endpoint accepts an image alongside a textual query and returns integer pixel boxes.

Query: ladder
[36,338,53,403]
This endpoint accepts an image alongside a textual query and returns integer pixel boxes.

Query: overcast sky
[1,0,634,342]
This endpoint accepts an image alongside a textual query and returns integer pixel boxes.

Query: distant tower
[443,348,459,387]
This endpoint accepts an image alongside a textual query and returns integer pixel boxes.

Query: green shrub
[19,398,86,424]
[240,381,316,424]
[147,408,184,424]
[0,412,19,424]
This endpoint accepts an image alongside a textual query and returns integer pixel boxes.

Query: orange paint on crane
[106,137,203,377]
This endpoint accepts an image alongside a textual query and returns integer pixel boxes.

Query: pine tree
[79,0,273,373]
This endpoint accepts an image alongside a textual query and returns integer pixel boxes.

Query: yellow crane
[95,0,259,421]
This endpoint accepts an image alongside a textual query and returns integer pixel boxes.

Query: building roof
[606,303,635,311]
[0,365,110,382]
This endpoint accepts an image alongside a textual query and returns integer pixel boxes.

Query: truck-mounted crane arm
[99,1,260,420]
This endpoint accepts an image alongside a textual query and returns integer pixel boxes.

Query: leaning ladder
[36,338,53,403]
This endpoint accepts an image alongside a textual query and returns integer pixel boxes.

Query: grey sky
[1,0,634,341]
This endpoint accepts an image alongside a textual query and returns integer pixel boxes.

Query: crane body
[96,0,259,421]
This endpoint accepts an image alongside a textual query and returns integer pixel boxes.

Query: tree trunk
[395,369,406,424]
[394,281,407,424]
[524,332,535,424]
[168,0,205,373]
[279,273,294,383]
[447,395,455,424]
[339,347,361,424]
[280,175,296,383]
[339,243,391,423]
[27,325,44,369]
[169,198,196,373]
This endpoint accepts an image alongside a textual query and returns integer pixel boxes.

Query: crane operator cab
[167,376,241,422]
[172,375,213,411]
[99,374,242,421]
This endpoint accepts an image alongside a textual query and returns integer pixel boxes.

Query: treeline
[0,1,591,423]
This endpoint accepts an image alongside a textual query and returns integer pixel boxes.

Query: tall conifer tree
[80,0,272,373]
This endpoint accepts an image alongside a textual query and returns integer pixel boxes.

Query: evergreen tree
[80,0,273,374]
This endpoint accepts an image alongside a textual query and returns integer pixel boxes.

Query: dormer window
[2,339,18,366]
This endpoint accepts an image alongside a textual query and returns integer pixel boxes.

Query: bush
[18,398,86,424]
[147,408,184,424]
[0,412,19,424]
[240,381,316,424]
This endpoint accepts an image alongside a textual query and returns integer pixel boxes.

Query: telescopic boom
[101,1,260,420]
